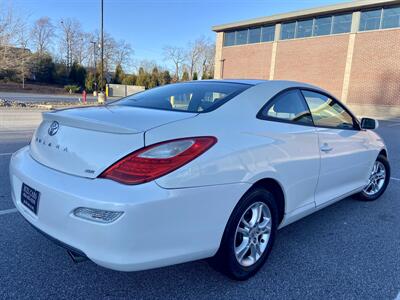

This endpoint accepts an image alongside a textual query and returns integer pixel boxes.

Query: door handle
[320,143,333,153]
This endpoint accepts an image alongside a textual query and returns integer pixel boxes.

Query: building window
[382,6,400,29]
[313,16,332,36]
[223,31,235,46]
[296,19,314,38]
[248,27,261,43]
[222,5,400,47]
[360,8,382,31]
[332,13,352,34]
[281,22,296,40]
[360,6,400,31]
[236,29,248,45]
[223,25,275,47]
[281,12,352,40]
[261,25,275,42]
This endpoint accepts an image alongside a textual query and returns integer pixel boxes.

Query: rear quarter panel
[146,82,321,214]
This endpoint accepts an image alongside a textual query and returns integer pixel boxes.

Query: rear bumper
[24,217,86,256]
[10,146,250,271]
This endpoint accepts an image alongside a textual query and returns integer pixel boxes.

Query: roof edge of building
[212,0,400,32]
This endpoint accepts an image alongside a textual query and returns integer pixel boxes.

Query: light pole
[60,20,71,70]
[100,0,104,92]
[90,41,97,92]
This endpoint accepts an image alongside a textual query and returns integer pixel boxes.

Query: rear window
[111,82,251,113]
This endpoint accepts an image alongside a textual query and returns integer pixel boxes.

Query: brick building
[212,0,400,118]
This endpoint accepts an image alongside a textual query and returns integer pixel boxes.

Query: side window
[301,90,356,129]
[259,89,313,125]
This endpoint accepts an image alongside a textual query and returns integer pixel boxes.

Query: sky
[12,0,350,64]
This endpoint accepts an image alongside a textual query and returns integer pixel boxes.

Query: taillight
[99,136,217,185]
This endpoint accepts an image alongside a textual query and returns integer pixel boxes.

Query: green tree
[122,74,137,85]
[136,67,149,88]
[85,72,96,92]
[31,53,55,83]
[112,63,124,84]
[192,72,198,80]
[161,70,172,85]
[181,70,189,81]
[69,62,86,87]
[54,63,69,85]
[201,70,213,80]
[148,67,160,88]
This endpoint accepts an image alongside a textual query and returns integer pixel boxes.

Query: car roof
[197,79,323,90]
[197,79,268,86]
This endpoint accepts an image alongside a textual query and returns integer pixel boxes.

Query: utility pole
[100,0,104,92]
[60,20,70,70]
[90,41,97,93]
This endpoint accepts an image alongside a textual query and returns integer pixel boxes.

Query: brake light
[99,137,217,185]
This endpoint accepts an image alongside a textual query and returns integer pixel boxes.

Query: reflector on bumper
[73,207,123,223]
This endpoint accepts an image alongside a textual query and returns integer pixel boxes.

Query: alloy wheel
[363,161,386,196]
[234,202,272,267]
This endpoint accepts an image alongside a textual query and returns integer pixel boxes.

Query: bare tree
[72,31,93,65]
[15,18,32,88]
[163,46,185,80]
[91,31,135,82]
[0,3,32,87]
[101,32,117,75]
[58,18,82,69]
[200,38,215,79]
[186,37,206,80]
[114,39,133,70]
[133,59,158,73]
[31,17,54,54]
[0,4,23,73]
[0,2,138,88]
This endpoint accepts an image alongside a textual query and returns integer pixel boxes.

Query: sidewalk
[0,91,120,103]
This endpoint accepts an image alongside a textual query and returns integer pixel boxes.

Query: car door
[301,89,372,207]
[256,88,320,214]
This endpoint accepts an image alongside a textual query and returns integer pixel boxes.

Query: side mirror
[360,118,379,130]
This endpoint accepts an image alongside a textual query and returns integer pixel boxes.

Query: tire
[354,154,390,201]
[209,187,278,280]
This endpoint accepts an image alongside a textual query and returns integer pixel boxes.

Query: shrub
[64,84,80,93]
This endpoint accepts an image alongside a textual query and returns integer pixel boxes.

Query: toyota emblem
[48,121,59,136]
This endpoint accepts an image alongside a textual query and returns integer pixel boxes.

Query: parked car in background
[10,80,390,280]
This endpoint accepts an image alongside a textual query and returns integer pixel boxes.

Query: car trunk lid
[29,105,197,178]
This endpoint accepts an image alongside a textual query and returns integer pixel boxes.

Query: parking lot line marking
[391,177,400,182]
[0,153,13,156]
[0,208,17,216]
[387,123,400,127]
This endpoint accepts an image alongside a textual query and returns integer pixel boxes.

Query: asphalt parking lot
[0,113,399,299]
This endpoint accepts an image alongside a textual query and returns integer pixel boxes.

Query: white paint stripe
[0,153,13,156]
[0,208,18,216]
[387,123,400,127]
[391,177,400,182]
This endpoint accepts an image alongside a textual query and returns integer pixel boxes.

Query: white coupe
[10,80,390,280]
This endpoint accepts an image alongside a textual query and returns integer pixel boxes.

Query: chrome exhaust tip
[67,250,88,263]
